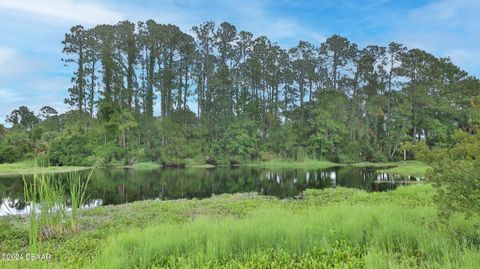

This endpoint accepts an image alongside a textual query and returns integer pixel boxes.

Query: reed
[22,171,39,253]
[68,168,94,232]
[22,165,95,252]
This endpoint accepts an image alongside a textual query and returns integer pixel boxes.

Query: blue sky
[0,0,479,124]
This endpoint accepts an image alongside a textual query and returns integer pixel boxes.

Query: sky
[0,0,479,124]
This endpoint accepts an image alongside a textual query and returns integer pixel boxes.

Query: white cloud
[0,47,28,79]
[0,47,41,80]
[0,0,123,25]
[0,88,24,103]
[339,0,390,11]
[0,47,17,66]
[380,0,480,76]
[120,0,325,47]
[410,0,480,29]
[222,1,325,45]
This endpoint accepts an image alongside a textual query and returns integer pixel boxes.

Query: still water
[0,166,419,216]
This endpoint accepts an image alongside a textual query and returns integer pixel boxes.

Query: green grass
[127,161,214,169]
[349,161,398,167]
[94,205,478,269]
[0,160,89,176]
[20,168,95,256]
[245,159,430,176]
[302,184,436,207]
[247,159,340,169]
[376,161,431,176]
[186,164,217,168]
[132,162,162,170]
[23,171,68,253]
[68,169,95,232]
[0,184,478,268]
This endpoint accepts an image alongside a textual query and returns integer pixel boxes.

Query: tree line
[1,20,479,165]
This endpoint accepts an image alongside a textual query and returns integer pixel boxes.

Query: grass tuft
[93,204,478,269]
[22,165,95,254]
[247,159,340,169]
[68,168,95,232]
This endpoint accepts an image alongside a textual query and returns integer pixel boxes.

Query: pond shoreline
[0,159,430,176]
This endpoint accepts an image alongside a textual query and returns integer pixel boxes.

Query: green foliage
[422,130,480,219]
[30,126,44,142]
[150,242,364,269]
[91,142,125,165]
[214,119,259,162]
[0,145,25,163]
[158,109,201,162]
[401,141,429,161]
[5,106,39,130]
[0,129,31,163]
[303,184,435,207]
[47,133,91,166]
[94,204,475,269]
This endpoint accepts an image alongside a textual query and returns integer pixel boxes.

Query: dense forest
[1,20,479,166]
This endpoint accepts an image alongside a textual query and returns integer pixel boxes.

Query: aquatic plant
[22,166,95,253]
[68,168,94,232]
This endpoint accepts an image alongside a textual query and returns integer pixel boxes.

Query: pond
[0,166,420,216]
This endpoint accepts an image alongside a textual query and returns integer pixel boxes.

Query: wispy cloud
[389,0,480,75]
[0,46,35,80]
[339,0,390,10]
[0,47,16,66]
[0,0,123,25]
[119,0,326,46]
[0,88,24,103]
[410,0,480,29]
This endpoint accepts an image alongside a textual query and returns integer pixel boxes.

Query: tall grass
[68,168,94,232]
[94,205,479,269]
[22,167,95,252]
[22,171,39,253]
[23,170,66,252]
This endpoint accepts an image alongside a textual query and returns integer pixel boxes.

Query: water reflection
[0,166,419,216]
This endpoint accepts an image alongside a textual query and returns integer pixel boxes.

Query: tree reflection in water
[0,166,418,215]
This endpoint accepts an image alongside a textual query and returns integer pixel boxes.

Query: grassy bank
[247,159,340,169]
[375,161,431,176]
[128,162,215,170]
[1,184,478,268]
[131,162,162,170]
[247,159,430,176]
[0,160,89,176]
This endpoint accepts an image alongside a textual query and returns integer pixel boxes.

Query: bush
[423,130,480,219]
[92,142,125,165]
[47,134,91,166]
[259,150,279,162]
[0,145,25,163]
